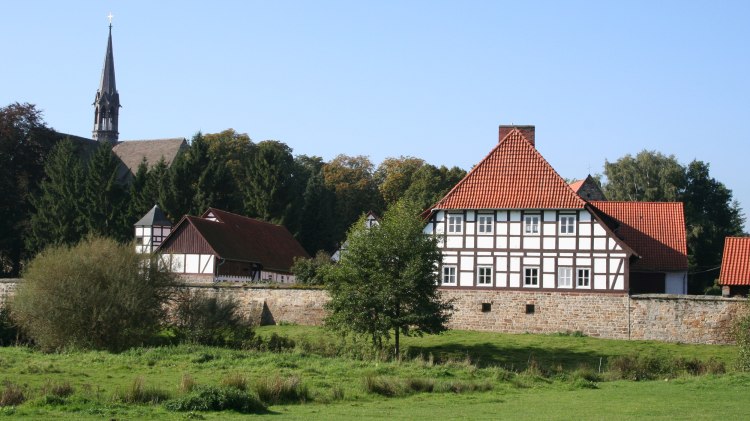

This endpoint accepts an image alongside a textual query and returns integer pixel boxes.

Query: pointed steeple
[93,19,121,144]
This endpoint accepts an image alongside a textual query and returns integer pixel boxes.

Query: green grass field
[0,326,744,420]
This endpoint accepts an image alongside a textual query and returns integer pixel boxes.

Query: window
[577,268,590,287]
[558,267,572,287]
[524,215,540,234]
[448,214,463,233]
[525,304,535,314]
[442,266,457,285]
[481,303,492,312]
[477,266,493,285]
[559,215,576,234]
[478,215,493,233]
[524,267,539,286]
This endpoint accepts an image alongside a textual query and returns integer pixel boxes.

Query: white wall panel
[459,271,474,286]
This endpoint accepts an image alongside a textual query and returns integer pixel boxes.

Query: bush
[171,290,255,348]
[364,376,402,397]
[165,386,266,413]
[255,375,309,405]
[735,301,750,372]
[0,308,29,346]
[0,382,25,407]
[290,251,332,285]
[11,237,176,351]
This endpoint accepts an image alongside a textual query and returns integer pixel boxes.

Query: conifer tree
[26,138,86,253]
[83,142,128,241]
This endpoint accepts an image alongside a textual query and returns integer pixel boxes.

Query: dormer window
[448,214,463,233]
[524,215,540,234]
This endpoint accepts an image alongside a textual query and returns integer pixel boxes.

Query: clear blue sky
[2,1,748,226]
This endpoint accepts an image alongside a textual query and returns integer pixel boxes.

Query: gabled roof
[718,237,750,286]
[590,201,688,271]
[112,138,187,176]
[160,208,309,273]
[569,175,607,201]
[429,128,586,210]
[568,179,585,192]
[134,205,172,227]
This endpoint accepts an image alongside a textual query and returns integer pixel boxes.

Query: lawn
[0,326,743,420]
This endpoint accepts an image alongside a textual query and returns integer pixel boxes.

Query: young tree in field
[26,138,86,254]
[323,200,452,356]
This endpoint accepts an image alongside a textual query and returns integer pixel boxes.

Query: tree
[11,236,177,351]
[26,138,86,254]
[242,140,295,224]
[291,251,332,285]
[682,160,745,292]
[83,142,128,241]
[603,150,686,202]
[323,155,382,245]
[402,164,466,210]
[0,103,57,276]
[296,156,337,253]
[323,200,452,356]
[374,156,425,206]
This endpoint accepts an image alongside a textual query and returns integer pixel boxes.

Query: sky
[2,1,749,226]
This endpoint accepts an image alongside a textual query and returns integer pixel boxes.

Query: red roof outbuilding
[719,237,750,286]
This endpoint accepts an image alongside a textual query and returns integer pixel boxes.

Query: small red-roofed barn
[718,237,750,297]
[155,208,309,283]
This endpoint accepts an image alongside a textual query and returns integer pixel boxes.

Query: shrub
[171,290,255,348]
[11,237,176,351]
[291,251,332,285]
[735,301,750,372]
[364,376,403,397]
[405,377,434,392]
[255,375,309,404]
[245,333,296,353]
[116,376,171,404]
[0,308,29,347]
[0,382,25,407]
[165,386,265,413]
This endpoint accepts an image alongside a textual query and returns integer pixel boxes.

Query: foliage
[297,164,338,253]
[291,251,332,285]
[254,375,309,405]
[164,385,266,413]
[25,138,86,255]
[242,140,296,224]
[0,103,58,277]
[171,290,255,348]
[323,200,453,356]
[82,142,128,241]
[374,156,426,206]
[115,376,171,404]
[0,308,29,347]
[402,164,466,210]
[0,382,25,407]
[11,236,176,351]
[603,150,686,202]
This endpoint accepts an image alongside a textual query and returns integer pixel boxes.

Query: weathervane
[107,12,114,28]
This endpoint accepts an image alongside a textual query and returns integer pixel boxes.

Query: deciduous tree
[323,200,452,356]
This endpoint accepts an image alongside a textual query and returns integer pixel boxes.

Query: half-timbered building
[156,208,309,283]
[423,126,688,294]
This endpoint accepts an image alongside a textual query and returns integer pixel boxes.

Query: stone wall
[0,279,746,344]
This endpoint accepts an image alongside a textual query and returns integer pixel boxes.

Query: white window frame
[477,266,493,285]
[558,266,572,288]
[478,215,493,234]
[524,267,539,286]
[559,215,576,235]
[524,215,540,235]
[448,214,463,234]
[577,268,591,287]
[442,265,457,285]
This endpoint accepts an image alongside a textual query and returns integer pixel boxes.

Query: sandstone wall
[0,279,745,344]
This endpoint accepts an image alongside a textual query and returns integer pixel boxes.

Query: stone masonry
[0,279,746,344]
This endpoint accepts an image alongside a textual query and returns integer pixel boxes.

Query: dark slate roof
[112,138,187,178]
[98,26,117,97]
[134,205,172,227]
[163,208,309,273]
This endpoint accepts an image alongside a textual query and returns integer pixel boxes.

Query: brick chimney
[499,125,535,147]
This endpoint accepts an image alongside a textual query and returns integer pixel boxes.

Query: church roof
[97,25,117,97]
[112,138,187,177]
[428,128,586,211]
[589,201,688,272]
[160,208,310,273]
[719,237,750,286]
[134,205,172,227]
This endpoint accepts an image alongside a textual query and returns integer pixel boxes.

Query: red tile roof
[431,129,586,210]
[719,237,750,286]
[589,201,688,271]
[162,208,309,273]
[568,179,585,193]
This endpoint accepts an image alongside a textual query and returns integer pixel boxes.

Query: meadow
[0,326,745,420]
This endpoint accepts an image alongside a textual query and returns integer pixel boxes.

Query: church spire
[93,14,120,144]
